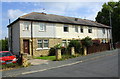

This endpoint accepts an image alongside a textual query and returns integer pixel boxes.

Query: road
[17,50,118,77]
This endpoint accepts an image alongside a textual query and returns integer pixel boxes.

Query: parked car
[0,51,17,65]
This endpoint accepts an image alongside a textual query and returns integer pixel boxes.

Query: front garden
[34,36,94,61]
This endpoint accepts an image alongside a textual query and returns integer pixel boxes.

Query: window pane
[102,28,105,34]
[75,26,78,32]
[88,27,92,33]
[24,22,29,30]
[62,40,67,47]
[38,43,42,48]
[40,23,46,31]
[64,25,69,32]
[44,43,48,47]
[80,27,83,33]
[38,40,42,48]
[43,40,48,47]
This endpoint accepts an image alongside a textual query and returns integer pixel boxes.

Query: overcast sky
[1,0,118,39]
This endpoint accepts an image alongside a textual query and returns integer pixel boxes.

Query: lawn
[35,56,56,61]
[34,54,82,61]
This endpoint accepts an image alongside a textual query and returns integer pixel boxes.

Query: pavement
[28,59,49,65]
[2,49,120,77]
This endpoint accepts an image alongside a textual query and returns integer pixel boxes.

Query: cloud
[8,9,25,19]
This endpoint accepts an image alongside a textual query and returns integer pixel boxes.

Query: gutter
[7,18,111,29]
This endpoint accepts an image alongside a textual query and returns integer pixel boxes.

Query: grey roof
[8,12,111,28]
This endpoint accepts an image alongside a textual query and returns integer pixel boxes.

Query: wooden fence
[115,42,120,49]
[87,43,110,54]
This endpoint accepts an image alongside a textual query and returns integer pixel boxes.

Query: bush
[49,48,56,56]
[81,36,93,47]
[68,40,81,53]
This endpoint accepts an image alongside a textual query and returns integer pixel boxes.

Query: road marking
[21,53,117,75]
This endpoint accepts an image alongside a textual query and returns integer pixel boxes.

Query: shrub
[49,48,56,56]
[81,36,93,47]
[68,40,81,53]
[92,40,100,46]
[54,43,62,49]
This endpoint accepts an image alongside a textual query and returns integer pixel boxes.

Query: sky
[1,0,118,39]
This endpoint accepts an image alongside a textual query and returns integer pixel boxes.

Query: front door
[23,40,29,54]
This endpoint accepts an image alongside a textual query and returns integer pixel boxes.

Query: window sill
[36,48,50,50]
[39,30,46,32]
[23,29,29,31]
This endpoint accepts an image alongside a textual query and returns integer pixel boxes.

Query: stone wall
[20,38,62,57]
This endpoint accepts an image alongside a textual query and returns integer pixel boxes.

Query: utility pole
[109,10,113,50]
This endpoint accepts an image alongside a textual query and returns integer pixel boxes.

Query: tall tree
[0,38,8,51]
[96,1,120,43]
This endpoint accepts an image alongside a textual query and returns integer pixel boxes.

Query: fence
[115,42,120,49]
[87,43,110,54]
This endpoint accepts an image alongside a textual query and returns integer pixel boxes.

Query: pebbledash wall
[8,20,111,57]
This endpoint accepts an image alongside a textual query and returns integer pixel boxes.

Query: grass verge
[0,63,22,71]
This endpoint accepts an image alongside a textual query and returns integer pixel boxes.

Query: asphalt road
[18,51,118,77]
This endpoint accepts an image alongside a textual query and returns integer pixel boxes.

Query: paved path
[2,49,119,77]
[28,59,49,65]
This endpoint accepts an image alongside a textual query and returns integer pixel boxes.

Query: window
[37,40,49,48]
[63,25,69,32]
[43,40,48,48]
[40,23,46,31]
[75,26,78,32]
[23,22,29,30]
[80,26,83,33]
[102,28,105,34]
[88,27,92,33]
[38,40,42,48]
[62,40,71,47]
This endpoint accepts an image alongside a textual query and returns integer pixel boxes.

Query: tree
[68,40,81,53]
[95,1,120,43]
[0,38,8,51]
[81,36,93,55]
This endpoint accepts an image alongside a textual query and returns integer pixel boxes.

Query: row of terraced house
[7,12,111,57]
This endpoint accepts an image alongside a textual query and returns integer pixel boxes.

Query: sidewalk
[2,49,119,77]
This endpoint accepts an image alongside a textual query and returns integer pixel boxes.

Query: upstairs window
[63,25,69,32]
[88,27,92,33]
[23,22,29,30]
[75,26,78,32]
[102,28,105,34]
[80,26,83,33]
[40,23,46,31]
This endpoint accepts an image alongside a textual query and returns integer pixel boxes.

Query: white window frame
[39,23,46,32]
[37,39,49,49]
[75,26,78,32]
[102,28,105,34]
[88,27,92,33]
[23,22,29,30]
[43,40,49,48]
[37,40,42,48]
[63,25,69,32]
[80,26,83,33]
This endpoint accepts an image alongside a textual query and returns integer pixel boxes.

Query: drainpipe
[11,26,13,52]
[31,21,33,56]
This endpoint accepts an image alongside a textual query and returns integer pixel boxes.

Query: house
[7,12,111,57]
